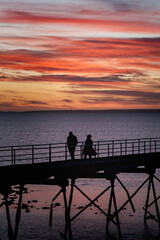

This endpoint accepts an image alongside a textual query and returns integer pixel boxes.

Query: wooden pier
[0,137,160,240]
[0,137,160,184]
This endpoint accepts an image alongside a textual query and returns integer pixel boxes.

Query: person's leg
[70,147,76,160]
[68,147,72,159]
[71,150,74,160]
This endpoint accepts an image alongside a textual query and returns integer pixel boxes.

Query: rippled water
[0,110,160,240]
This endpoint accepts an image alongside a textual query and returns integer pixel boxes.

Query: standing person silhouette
[83,134,97,159]
[67,132,78,160]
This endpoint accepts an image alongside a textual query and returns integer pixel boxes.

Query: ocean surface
[0,110,160,240]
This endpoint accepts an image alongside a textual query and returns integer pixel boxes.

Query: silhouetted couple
[67,132,97,160]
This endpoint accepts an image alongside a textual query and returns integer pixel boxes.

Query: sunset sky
[0,0,160,111]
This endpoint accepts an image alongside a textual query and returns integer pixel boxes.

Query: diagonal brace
[154,175,160,183]
[71,185,111,222]
[49,189,63,227]
[116,176,135,213]
[147,175,160,208]
[143,207,159,222]
[109,175,150,222]
[148,195,160,208]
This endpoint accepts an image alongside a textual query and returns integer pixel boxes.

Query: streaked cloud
[1,9,160,35]
[0,0,160,111]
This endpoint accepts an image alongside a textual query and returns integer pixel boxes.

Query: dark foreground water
[0,110,160,240]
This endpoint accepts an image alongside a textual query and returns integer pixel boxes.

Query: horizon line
[0,109,160,113]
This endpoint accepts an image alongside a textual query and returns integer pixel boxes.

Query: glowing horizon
[0,0,160,111]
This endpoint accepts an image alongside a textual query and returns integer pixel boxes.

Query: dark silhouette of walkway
[0,137,159,185]
[0,137,160,240]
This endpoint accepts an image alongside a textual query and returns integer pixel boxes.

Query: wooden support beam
[151,176,160,227]
[143,174,160,226]
[111,179,122,240]
[109,176,150,223]
[106,178,122,240]
[4,193,14,240]
[14,184,24,240]
[144,175,152,224]
[49,189,63,227]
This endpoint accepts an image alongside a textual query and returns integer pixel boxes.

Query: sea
[0,110,160,240]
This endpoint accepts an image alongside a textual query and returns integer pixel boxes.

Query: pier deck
[0,137,160,185]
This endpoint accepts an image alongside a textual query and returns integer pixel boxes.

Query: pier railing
[0,137,160,166]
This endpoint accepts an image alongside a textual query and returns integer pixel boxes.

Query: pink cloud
[0,10,160,34]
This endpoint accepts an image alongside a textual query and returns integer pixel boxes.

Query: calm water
[0,110,160,240]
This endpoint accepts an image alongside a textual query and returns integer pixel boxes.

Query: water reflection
[0,177,160,240]
[0,184,26,240]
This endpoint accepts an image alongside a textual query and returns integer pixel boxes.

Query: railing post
[32,145,34,164]
[144,141,146,154]
[125,140,127,155]
[150,138,152,153]
[108,144,109,157]
[155,141,157,153]
[49,144,51,162]
[138,139,140,154]
[120,143,122,156]
[132,142,134,155]
[65,143,67,161]
[94,144,97,158]
[97,141,99,158]
[14,149,16,165]
[11,146,13,166]
[80,143,84,159]
[112,141,114,156]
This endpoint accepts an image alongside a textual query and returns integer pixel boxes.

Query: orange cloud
[0,37,159,75]
[0,35,159,110]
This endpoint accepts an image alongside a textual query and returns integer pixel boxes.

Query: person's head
[87,134,92,139]
[69,131,73,136]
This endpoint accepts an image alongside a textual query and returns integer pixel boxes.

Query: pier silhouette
[0,137,160,239]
